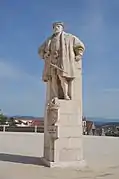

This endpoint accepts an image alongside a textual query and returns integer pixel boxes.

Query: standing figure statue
[38,22,85,100]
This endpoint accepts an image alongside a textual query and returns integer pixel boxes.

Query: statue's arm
[38,36,51,60]
[38,41,46,59]
[73,36,85,61]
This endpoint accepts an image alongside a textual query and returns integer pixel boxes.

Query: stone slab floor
[0,133,119,179]
[0,161,119,179]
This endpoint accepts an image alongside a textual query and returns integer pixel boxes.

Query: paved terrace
[0,133,119,179]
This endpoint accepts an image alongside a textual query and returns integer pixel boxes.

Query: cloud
[0,59,46,116]
[0,60,18,79]
[0,60,39,82]
[103,88,119,93]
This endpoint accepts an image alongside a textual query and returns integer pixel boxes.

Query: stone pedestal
[42,59,86,168]
[43,100,86,168]
[42,67,85,167]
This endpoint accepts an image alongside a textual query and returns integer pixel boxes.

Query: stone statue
[38,22,85,100]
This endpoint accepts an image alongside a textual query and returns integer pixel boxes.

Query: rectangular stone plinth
[59,114,82,126]
[59,126,82,138]
[59,148,82,161]
[55,137,83,150]
[59,100,81,114]
[41,157,86,168]
[43,99,84,167]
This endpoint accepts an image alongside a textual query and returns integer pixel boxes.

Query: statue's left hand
[54,51,59,59]
[75,55,82,61]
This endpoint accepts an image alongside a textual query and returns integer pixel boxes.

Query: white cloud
[103,88,119,93]
[0,60,40,82]
[0,59,46,116]
[0,60,18,79]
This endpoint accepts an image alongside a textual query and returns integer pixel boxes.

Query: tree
[0,113,7,125]
[8,117,16,127]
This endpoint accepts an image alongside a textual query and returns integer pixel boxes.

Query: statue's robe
[38,32,85,82]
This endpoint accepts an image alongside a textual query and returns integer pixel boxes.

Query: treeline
[0,113,19,126]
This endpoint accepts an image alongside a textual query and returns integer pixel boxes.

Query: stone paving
[0,161,119,179]
[0,133,119,179]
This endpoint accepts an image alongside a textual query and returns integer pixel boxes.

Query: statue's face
[53,24,63,34]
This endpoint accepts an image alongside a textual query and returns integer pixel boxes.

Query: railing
[0,125,44,133]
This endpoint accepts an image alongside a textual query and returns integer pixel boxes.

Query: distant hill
[9,116,43,120]
[88,117,119,122]
[7,115,119,124]
[87,117,119,127]
[12,116,38,119]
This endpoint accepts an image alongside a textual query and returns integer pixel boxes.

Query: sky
[0,0,119,119]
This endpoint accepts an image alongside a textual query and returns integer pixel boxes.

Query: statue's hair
[52,22,64,29]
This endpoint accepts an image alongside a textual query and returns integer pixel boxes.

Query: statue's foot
[64,95,70,100]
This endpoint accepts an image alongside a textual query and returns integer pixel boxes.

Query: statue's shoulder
[64,32,78,39]
[64,32,72,36]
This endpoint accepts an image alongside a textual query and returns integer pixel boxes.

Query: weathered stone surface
[59,114,82,126]
[59,148,83,161]
[59,100,82,114]
[59,126,82,138]
[55,137,83,149]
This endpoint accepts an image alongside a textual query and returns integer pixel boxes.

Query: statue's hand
[53,51,59,59]
[75,55,82,62]
[44,51,50,59]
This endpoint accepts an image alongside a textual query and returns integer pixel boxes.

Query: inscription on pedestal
[48,126,58,139]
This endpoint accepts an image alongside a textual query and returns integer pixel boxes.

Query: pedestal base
[44,100,85,167]
[41,157,87,168]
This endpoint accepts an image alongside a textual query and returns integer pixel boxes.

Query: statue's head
[52,22,64,34]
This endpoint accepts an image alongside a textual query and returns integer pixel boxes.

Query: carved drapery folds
[47,97,60,139]
[47,97,60,126]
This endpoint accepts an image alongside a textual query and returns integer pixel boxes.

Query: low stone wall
[83,135,119,169]
[0,133,119,169]
[0,132,44,157]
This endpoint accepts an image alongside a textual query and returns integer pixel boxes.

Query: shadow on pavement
[0,153,46,166]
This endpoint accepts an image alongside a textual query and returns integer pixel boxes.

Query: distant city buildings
[0,113,119,136]
[82,117,97,135]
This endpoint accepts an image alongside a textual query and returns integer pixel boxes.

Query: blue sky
[0,0,119,119]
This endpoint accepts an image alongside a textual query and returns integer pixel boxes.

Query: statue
[38,22,85,100]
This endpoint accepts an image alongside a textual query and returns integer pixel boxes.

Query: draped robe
[38,32,85,82]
